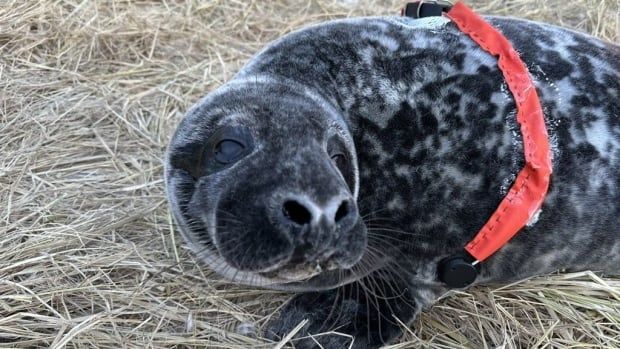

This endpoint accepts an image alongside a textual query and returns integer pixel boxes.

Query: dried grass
[1,0,618,348]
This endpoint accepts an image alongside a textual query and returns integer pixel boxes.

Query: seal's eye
[169,125,253,179]
[208,126,253,169]
[215,139,245,164]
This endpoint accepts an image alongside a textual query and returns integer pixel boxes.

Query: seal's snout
[265,193,364,280]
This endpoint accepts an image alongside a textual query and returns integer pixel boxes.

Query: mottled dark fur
[165,15,619,348]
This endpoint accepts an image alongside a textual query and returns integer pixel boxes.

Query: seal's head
[165,79,367,290]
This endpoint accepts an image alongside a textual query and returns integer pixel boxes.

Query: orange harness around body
[402,1,553,287]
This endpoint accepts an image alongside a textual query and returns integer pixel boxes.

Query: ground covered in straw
[1,0,618,348]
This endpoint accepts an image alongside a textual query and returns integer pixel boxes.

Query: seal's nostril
[335,200,349,223]
[283,200,312,225]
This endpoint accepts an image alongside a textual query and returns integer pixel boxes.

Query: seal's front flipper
[264,271,424,349]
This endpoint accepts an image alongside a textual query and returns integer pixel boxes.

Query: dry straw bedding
[1,0,618,348]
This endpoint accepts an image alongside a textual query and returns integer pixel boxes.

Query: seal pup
[164,12,620,348]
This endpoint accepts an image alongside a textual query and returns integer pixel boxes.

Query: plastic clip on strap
[401,1,452,18]
[402,2,553,288]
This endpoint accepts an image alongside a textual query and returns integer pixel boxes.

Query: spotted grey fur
[165,14,619,348]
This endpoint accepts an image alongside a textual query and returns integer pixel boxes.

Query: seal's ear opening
[169,142,206,180]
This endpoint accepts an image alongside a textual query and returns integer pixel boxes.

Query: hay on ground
[1,0,618,348]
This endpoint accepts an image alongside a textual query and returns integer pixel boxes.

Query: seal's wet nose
[276,194,360,270]
[280,196,357,233]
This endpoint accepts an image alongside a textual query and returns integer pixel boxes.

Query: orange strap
[445,2,553,262]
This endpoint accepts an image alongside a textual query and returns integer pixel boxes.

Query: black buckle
[401,1,452,19]
[438,253,479,288]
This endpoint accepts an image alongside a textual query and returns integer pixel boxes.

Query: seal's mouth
[260,259,341,282]
[259,257,384,292]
